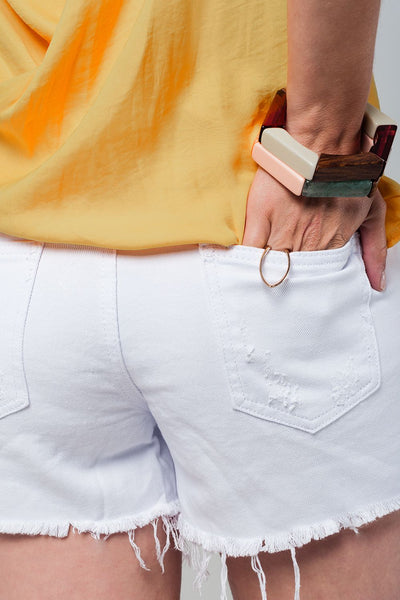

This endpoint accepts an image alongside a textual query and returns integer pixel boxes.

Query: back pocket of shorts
[198,233,381,434]
[0,236,44,420]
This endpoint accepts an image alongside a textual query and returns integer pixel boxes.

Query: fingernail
[380,270,386,291]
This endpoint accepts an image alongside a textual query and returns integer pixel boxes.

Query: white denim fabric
[0,229,399,600]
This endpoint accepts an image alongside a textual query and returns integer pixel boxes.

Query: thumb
[241,193,272,248]
[358,191,387,292]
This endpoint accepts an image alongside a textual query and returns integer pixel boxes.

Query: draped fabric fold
[0,0,399,249]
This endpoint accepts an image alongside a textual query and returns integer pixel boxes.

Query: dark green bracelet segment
[302,179,373,198]
[253,88,397,199]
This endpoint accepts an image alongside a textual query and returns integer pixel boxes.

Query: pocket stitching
[20,244,44,408]
[199,241,382,434]
[200,246,249,409]
[0,244,44,419]
[234,312,380,424]
[201,235,358,269]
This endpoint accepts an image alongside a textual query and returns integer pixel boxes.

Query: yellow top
[0,0,400,250]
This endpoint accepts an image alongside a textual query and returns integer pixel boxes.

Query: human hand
[242,166,387,291]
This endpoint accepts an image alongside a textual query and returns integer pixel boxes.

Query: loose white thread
[250,554,268,600]
[220,551,229,600]
[127,529,150,571]
[152,518,163,568]
[193,550,212,594]
[157,516,172,573]
[290,546,301,600]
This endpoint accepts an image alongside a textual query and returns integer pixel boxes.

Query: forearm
[285,0,381,153]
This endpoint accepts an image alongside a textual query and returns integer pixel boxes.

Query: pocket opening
[198,232,381,434]
[200,233,359,275]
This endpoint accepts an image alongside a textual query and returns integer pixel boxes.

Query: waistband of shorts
[198,232,361,274]
[0,231,43,252]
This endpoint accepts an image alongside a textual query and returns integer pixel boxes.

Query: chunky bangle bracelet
[251,88,397,198]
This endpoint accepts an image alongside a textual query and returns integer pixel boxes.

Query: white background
[373,0,400,181]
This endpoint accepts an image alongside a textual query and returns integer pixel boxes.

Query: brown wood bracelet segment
[313,152,385,182]
[260,88,287,131]
[370,124,397,162]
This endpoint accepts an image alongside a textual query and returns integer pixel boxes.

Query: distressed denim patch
[198,233,381,434]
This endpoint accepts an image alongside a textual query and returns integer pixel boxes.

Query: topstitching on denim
[0,241,44,419]
[197,233,381,434]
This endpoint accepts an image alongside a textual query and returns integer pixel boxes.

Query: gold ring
[259,245,291,287]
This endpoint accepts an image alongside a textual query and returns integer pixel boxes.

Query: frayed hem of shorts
[175,495,400,600]
[0,500,181,574]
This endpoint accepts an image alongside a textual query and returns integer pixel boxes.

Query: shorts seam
[21,244,45,411]
[113,252,150,405]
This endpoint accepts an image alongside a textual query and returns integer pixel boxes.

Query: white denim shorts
[0,229,399,600]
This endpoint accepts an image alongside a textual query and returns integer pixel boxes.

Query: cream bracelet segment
[251,141,306,195]
[363,102,397,138]
[260,128,319,180]
[252,88,397,198]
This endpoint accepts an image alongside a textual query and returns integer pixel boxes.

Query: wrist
[285,83,370,154]
[284,120,362,155]
[252,88,396,199]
